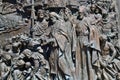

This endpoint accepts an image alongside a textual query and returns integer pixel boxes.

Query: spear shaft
[31,0,35,28]
[30,0,35,38]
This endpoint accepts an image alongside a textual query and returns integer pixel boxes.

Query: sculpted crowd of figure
[0,0,120,80]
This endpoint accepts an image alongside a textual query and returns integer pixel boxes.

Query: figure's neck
[38,18,44,22]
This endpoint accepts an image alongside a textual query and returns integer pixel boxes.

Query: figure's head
[60,8,71,21]
[64,14,69,21]
[25,62,31,68]
[2,54,11,62]
[95,8,100,14]
[49,12,60,23]
[12,36,16,42]
[16,59,25,67]
[37,9,45,19]
[78,6,86,20]
[22,49,32,58]
[64,8,71,15]
[3,45,12,52]
[37,46,43,53]
[90,4,96,12]
[99,35,107,45]
[12,41,21,53]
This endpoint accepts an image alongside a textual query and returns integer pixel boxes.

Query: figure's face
[95,8,99,14]
[26,53,31,58]
[38,11,44,19]
[2,55,11,62]
[49,15,56,23]
[79,12,84,20]
[64,14,69,21]
[25,62,31,68]
[24,51,31,58]
[102,39,107,46]
[91,5,96,12]
[65,8,70,15]
[64,8,72,17]
[2,58,7,62]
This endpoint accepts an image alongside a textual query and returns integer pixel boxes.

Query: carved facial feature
[38,10,44,19]
[91,4,96,12]
[79,12,84,19]
[49,13,57,23]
